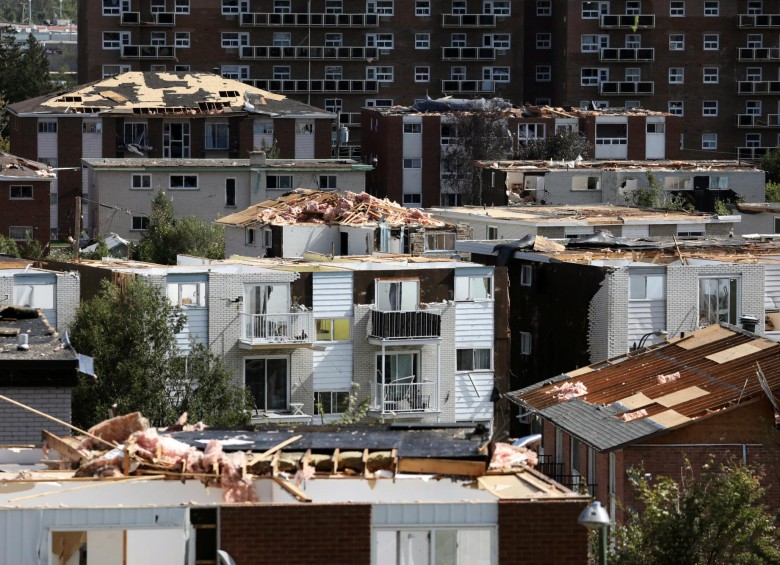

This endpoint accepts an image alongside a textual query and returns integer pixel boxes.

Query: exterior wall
[0,179,51,244]
[734,209,780,236]
[54,270,80,333]
[0,386,71,443]
[279,225,342,258]
[588,268,630,360]
[219,504,372,565]
[498,500,589,565]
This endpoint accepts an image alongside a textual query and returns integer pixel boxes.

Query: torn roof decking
[0,152,56,180]
[475,159,759,173]
[508,325,780,451]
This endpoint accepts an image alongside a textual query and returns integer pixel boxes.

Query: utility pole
[73,196,81,260]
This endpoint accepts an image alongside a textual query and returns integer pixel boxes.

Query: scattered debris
[489,442,538,469]
[620,409,648,422]
[82,412,148,450]
[549,381,588,401]
[657,371,681,384]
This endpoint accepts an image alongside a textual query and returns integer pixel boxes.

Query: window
[131,216,149,231]
[324,33,342,47]
[403,193,422,206]
[175,0,189,13]
[8,226,33,242]
[424,232,455,251]
[625,1,641,15]
[440,193,462,206]
[102,64,131,78]
[221,0,240,13]
[625,34,641,48]
[315,318,351,341]
[483,66,509,83]
[703,0,718,15]
[131,174,151,189]
[375,352,420,409]
[520,264,533,286]
[703,34,719,50]
[315,391,349,414]
[456,348,492,371]
[221,65,249,80]
[174,32,190,47]
[324,98,342,113]
[375,279,419,311]
[366,0,394,15]
[267,175,293,190]
[581,34,608,53]
[245,227,255,245]
[415,0,430,15]
[124,122,147,146]
[520,332,532,355]
[572,176,601,191]
[325,0,343,13]
[669,34,685,51]
[9,185,32,200]
[581,68,608,86]
[102,31,130,49]
[518,123,545,140]
[366,33,394,50]
[747,34,763,49]
[454,275,493,301]
[747,1,763,14]
[221,32,248,48]
[699,277,738,326]
[403,159,422,169]
[647,122,665,133]
[451,33,467,48]
[150,0,165,13]
[746,100,762,116]
[245,357,288,412]
[536,33,551,49]
[169,175,198,189]
[625,68,641,82]
[668,101,684,116]
[205,122,229,150]
[488,1,511,15]
[415,33,430,49]
[366,66,394,82]
[703,67,719,84]
[163,122,190,158]
[273,32,291,47]
[273,66,291,80]
[324,66,342,80]
[746,133,762,148]
[451,0,467,14]
[225,178,236,207]
[487,226,498,239]
[414,66,430,82]
[450,66,466,80]
[375,529,493,565]
[102,0,120,14]
[273,0,291,12]
[167,282,206,307]
[537,0,551,16]
[670,1,685,16]
[404,123,422,134]
[701,133,717,150]
[37,121,57,134]
[83,122,102,134]
[629,274,664,300]
[582,1,609,19]
[319,175,337,189]
[485,33,510,49]
[669,67,684,84]
[746,67,763,81]
[536,66,551,82]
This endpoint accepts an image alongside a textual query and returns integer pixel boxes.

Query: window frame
[205,122,229,150]
[9,185,33,200]
[314,318,351,342]
[245,356,290,413]
[703,34,719,50]
[131,173,152,190]
[131,216,150,231]
[669,1,685,16]
[698,276,740,327]
[267,175,293,190]
[169,174,199,190]
[456,348,493,372]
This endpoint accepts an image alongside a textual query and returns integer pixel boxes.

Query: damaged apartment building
[44,254,506,430]
[217,189,472,258]
[476,159,766,214]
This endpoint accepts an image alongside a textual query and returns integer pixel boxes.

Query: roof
[507,325,780,451]
[477,159,761,173]
[217,189,450,228]
[9,72,332,118]
[0,152,56,181]
[82,157,369,171]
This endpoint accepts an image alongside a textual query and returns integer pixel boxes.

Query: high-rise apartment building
[78,1,524,157]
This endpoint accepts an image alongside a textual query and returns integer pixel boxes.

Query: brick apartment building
[77,0,523,158]
[0,153,55,245]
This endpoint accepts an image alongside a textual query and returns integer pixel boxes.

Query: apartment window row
[577,1,721,18]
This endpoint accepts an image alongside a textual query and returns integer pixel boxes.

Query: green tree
[515,130,594,161]
[81,236,110,260]
[134,191,225,265]
[70,278,251,428]
[766,182,780,203]
[0,234,19,257]
[625,171,694,212]
[761,149,780,184]
[611,460,780,565]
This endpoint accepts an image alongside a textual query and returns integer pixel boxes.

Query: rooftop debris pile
[253,189,446,227]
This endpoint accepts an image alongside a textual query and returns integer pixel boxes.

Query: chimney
[740,315,759,333]
[17,333,29,351]
[249,151,267,166]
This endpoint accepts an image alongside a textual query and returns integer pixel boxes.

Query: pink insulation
[131,428,195,465]
[620,409,648,422]
[657,371,681,384]
[489,442,539,469]
[549,381,588,401]
[220,451,257,503]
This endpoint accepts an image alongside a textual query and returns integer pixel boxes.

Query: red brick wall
[219,504,371,565]
[0,180,51,243]
[421,114,441,208]
[274,120,295,159]
[627,117,647,160]
[498,500,589,565]
[315,118,333,159]
[9,116,37,159]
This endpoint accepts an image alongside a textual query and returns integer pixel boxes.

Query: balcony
[441,47,495,60]
[739,14,780,28]
[245,79,379,93]
[599,81,654,95]
[120,44,176,59]
[240,12,378,27]
[738,47,780,61]
[442,79,496,93]
[737,146,770,160]
[239,312,314,348]
[735,114,780,127]
[240,45,378,60]
[738,80,780,94]
[153,12,175,25]
[441,13,496,27]
[120,11,140,25]
[369,308,442,343]
[537,455,597,496]
[599,47,654,62]
[372,380,436,414]
[600,14,655,28]
[339,112,361,126]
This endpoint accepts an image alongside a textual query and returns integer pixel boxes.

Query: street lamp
[631,329,667,351]
[578,500,610,565]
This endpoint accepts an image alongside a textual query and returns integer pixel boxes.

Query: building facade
[0,153,56,245]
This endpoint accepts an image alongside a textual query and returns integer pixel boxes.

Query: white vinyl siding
[312,271,354,392]
[312,272,353,317]
[313,344,353,391]
[621,225,650,238]
[627,269,666,350]
[455,372,493,421]
[765,265,780,335]
[294,120,315,159]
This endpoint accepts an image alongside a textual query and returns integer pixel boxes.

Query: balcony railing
[600,14,655,28]
[441,47,495,60]
[737,146,770,160]
[240,12,378,27]
[739,13,780,28]
[599,47,654,62]
[240,312,314,346]
[121,44,176,59]
[373,380,436,413]
[599,81,654,95]
[442,79,495,93]
[120,11,140,25]
[240,45,378,60]
[441,13,496,27]
[245,79,378,93]
[738,47,780,61]
[537,456,597,496]
[738,80,780,94]
[369,308,442,341]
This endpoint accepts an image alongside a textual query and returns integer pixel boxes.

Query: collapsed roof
[0,151,56,180]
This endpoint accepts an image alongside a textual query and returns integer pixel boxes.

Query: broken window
[424,232,456,252]
[375,279,419,311]
[456,348,492,371]
[699,277,739,326]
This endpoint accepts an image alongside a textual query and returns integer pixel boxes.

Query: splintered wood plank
[272,476,312,502]
[652,386,710,408]
[397,458,486,477]
[615,392,653,410]
[332,448,340,474]
[705,342,774,364]
[42,431,88,465]
[647,409,691,429]
[566,366,593,378]
[677,325,734,350]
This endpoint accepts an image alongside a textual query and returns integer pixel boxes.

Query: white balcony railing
[373,379,436,413]
[240,312,313,345]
